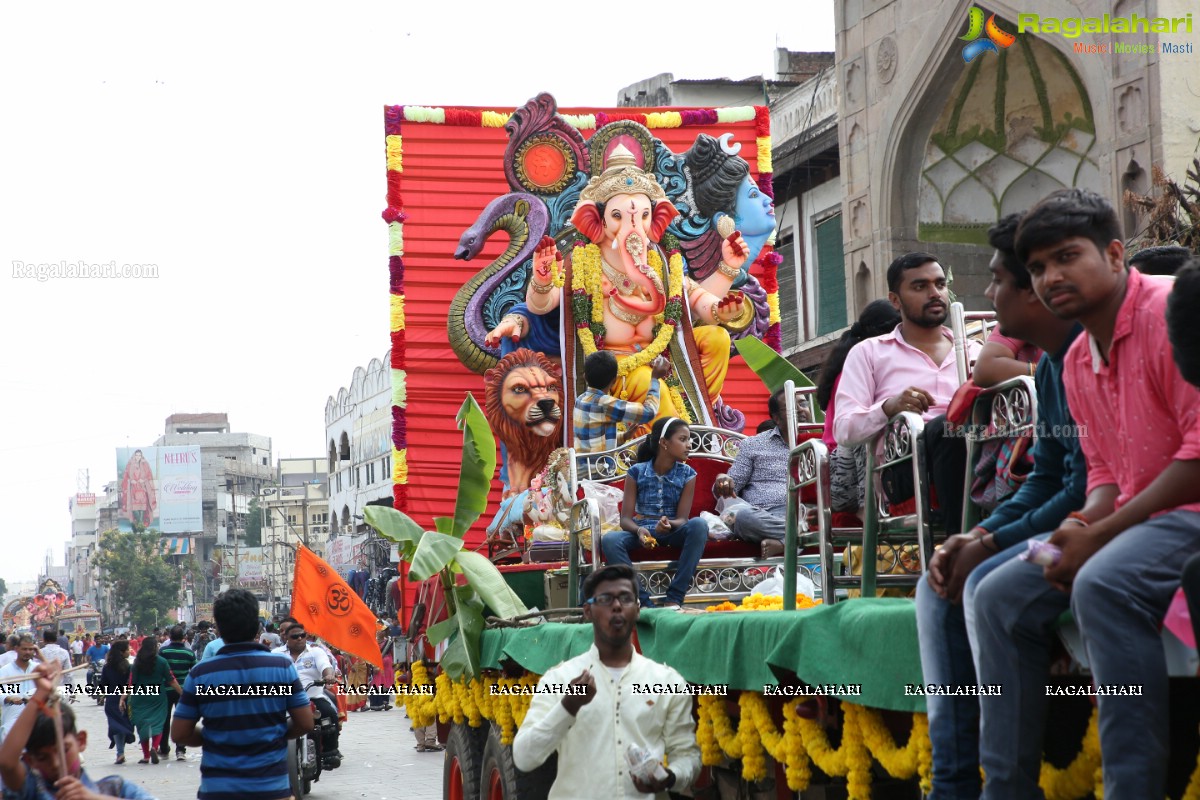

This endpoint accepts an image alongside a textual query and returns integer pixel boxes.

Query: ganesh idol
[485,144,748,431]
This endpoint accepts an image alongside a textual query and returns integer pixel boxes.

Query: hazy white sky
[0,2,836,584]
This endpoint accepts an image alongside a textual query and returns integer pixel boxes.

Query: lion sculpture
[483,348,563,497]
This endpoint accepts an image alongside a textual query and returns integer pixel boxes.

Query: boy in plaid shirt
[573,352,671,453]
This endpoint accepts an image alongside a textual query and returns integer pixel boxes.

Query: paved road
[66,695,445,799]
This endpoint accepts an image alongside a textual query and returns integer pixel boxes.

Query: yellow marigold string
[571,244,683,377]
[1182,746,1200,800]
[707,594,821,612]
[404,662,437,727]
[766,292,781,325]
[434,672,454,724]
[393,449,408,484]
[737,692,768,782]
[645,112,683,129]
[843,705,874,800]
[385,134,403,173]
[782,701,813,791]
[696,696,724,765]
[757,136,773,173]
[856,706,923,779]
[1039,708,1101,800]
[390,294,406,332]
[481,111,511,127]
[667,386,696,429]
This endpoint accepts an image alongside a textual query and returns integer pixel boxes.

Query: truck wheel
[444,723,486,800]
[477,723,556,800]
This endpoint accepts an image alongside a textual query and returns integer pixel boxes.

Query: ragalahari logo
[961,7,1017,62]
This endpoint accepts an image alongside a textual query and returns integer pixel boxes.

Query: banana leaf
[362,507,424,562]
[733,336,824,423]
[447,394,497,538]
[406,531,465,581]
[438,602,484,681]
[456,551,529,619]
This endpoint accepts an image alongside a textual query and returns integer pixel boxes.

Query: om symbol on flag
[325,583,354,617]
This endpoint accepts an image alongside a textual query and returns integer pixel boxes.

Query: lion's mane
[483,349,563,490]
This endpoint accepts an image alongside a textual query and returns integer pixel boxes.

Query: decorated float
[372,94,1200,800]
[0,579,99,637]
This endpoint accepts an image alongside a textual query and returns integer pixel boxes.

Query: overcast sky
[0,2,836,585]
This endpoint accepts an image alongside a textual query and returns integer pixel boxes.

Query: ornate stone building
[835,0,1198,308]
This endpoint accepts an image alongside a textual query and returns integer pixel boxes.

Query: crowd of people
[0,590,422,799]
[551,187,1199,799]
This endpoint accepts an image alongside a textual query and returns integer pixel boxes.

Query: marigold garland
[570,241,684,378]
[706,594,821,612]
[1039,708,1101,800]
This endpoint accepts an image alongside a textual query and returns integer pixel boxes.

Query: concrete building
[260,457,329,615]
[65,491,101,612]
[151,413,273,603]
[326,353,393,536]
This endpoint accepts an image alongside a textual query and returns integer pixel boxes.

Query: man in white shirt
[0,636,40,742]
[273,623,341,769]
[513,564,699,799]
[37,631,74,705]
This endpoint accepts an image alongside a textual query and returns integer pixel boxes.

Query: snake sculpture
[447,192,550,375]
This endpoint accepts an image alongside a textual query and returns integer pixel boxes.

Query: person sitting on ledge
[714,389,791,559]
[601,417,707,609]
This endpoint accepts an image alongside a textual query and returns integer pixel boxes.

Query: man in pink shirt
[972,189,1200,799]
[833,252,981,532]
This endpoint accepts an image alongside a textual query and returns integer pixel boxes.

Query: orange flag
[291,546,382,669]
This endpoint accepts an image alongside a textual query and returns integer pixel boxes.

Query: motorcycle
[287,681,342,798]
[87,662,104,706]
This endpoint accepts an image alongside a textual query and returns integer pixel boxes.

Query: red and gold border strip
[382,101,779,506]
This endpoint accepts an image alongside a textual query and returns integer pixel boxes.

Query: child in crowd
[0,661,156,798]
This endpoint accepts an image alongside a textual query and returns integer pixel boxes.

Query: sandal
[414,745,427,752]
[115,756,125,765]
[425,744,445,752]
[137,759,149,765]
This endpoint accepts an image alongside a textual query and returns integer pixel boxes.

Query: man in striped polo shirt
[158,625,196,761]
[172,589,313,800]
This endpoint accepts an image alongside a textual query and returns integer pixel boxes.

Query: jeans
[110,733,125,758]
[312,695,341,758]
[972,511,1200,799]
[732,504,786,543]
[915,539,1031,800]
[160,690,181,753]
[601,518,707,605]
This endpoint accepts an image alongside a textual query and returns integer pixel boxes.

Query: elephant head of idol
[569,144,679,316]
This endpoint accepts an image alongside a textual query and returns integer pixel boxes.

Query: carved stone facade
[835,0,1199,311]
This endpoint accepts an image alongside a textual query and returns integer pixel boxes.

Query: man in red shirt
[971,189,1200,799]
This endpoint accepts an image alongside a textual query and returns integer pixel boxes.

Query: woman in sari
[125,637,181,763]
[342,650,369,713]
[368,630,393,711]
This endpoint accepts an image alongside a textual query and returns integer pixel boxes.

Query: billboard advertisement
[116,446,202,533]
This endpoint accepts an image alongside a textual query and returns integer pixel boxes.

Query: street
[67,696,445,799]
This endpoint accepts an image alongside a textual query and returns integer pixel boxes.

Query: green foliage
[93,528,182,631]
[363,394,526,681]
[244,499,266,547]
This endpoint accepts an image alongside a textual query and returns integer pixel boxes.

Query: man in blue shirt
[915,213,1086,800]
[172,589,312,800]
[85,636,109,666]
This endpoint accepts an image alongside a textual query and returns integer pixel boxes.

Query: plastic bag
[752,566,815,600]
[625,743,669,783]
[715,498,752,529]
[700,511,734,541]
[580,481,623,531]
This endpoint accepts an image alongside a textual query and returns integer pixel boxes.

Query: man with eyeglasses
[513,564,699,798]
[272,622,342,770]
